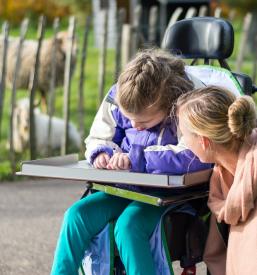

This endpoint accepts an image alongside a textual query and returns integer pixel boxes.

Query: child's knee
[63,200,85,224]
[114,212,141,242]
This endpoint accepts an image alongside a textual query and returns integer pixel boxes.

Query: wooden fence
[0,5,256,177]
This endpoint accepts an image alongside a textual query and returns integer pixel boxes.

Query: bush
[0,0,70,25]
[223,0,257,12]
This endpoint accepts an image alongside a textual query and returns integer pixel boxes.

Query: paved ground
[0,179,85,275]
[0,179,206,275]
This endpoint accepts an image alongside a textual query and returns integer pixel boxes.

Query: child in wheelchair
[51,48,243,275]
[176,86,257,275]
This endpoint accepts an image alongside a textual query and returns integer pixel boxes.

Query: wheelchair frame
[81,16,257,275]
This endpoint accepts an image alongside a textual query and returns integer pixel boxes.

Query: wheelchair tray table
[17,154,212,206]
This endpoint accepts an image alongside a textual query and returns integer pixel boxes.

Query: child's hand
[107,153,131,170]
[93,153,110,169]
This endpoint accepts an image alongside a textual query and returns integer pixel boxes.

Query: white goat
[12,98,81,154]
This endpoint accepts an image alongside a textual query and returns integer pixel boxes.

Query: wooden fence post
[252,34,257,84]
[199,5,208,17]
[78,15,91,152]
[131,4,142,57]
[61,16,76,156]
[115,8,126,82]
[121,24,132,69]
[228,9,236,22]
[168,7,183,27]
[29,15,46,160]
[148,6,158,46]
[9,18,29,175]
[129,0,139,24]
[185,7,197,19]
[0,22,9,140]
[161,7,183,49]
[214,7,222,18]
[47,17,59,156]
[98,9,108,106]
[159,1,168,42]
[236,13,252,72]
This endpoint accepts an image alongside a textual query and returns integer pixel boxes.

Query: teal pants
[51,191,168,275]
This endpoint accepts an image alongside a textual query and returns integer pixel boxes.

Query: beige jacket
[204,129,257,275]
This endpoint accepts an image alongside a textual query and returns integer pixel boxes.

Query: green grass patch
[0,25,116,180]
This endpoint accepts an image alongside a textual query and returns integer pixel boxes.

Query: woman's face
[120,106,166,131]
[178,111,214,163]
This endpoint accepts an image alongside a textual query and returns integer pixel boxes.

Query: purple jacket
[85,84,212,175]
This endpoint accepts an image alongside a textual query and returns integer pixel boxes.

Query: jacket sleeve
[84,87,125,164]
[128,137,212,174]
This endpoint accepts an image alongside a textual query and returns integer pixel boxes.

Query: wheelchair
[82,17,257,275]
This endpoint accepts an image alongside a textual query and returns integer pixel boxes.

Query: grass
[0,16,257,181]
[0,23,116,180]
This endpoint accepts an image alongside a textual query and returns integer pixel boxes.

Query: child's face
[120,106,166,131]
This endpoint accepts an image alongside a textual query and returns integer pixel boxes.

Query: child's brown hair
[116,49,193,114]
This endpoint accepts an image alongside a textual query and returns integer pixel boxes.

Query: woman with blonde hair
[176,86,257,275]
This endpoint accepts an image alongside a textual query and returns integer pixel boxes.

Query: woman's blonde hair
[116,49,193,114]
[176,86,257,147]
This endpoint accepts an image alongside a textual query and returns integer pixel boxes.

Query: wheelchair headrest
[162,17,234,60]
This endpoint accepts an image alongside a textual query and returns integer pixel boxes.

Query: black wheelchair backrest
[162,17,234,60]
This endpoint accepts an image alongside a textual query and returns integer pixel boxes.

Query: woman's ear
[200,136,211,151]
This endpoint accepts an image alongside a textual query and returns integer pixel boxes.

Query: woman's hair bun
[228,96,257,139]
